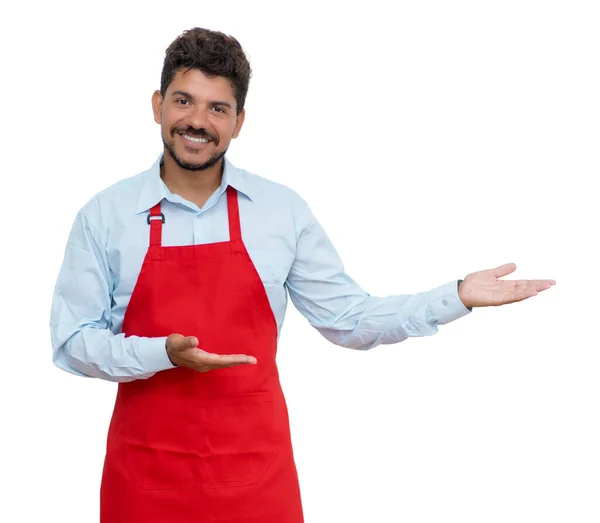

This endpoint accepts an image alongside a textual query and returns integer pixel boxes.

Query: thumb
[489,262,517,279]
[168,333,196,351]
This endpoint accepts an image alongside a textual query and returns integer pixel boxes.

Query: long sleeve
[284,197,471,350]
[49,209,174,382]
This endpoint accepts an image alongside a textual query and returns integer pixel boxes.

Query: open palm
[458,263,555,308]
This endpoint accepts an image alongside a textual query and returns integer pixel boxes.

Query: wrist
[165,341,177,367]
[458,279,473,311]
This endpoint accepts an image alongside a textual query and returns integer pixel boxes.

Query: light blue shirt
[50,153,472,382]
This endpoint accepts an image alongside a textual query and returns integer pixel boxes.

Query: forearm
[51,325,172,382]
[302,280,471,350]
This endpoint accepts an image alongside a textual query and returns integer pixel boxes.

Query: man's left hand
[458,263,555,309]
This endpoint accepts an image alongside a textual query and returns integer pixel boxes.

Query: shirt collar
[136,153,255,215]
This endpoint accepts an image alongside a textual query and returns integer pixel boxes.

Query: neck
[160,152,224,209]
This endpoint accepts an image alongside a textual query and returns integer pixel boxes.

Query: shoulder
[234,165,312,218]
[77,166,150,232]
[233,165,315,241]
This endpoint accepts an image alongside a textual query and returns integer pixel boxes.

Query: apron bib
[100,187,304,523]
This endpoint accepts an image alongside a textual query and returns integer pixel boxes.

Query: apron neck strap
[147,188,242,247]
[148,203,164,247]
[226,186,242,244]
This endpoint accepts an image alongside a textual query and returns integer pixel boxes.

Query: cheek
[161,122,173,140]
[162,109,185,131]
[164,118,185,137]
[219,118,240,138]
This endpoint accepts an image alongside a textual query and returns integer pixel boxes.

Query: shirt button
[442,299,448,306]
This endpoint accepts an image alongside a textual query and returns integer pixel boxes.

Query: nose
[186,105,211,131]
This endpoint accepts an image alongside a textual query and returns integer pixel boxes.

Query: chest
[106,198,297,300]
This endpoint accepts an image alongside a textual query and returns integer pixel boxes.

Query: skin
[458,263,555,308]
[152,69,556,372]
[166,334,256,372]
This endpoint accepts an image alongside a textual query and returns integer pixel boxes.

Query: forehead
[167,68,236,101]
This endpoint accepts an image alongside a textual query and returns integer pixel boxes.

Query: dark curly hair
[160,28,252,114]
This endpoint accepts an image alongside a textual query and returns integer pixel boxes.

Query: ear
[232,109,246,139]
[151,90,163,124]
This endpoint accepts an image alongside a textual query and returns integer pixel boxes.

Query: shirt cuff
[427,280,472,325]
[135,336,175,374]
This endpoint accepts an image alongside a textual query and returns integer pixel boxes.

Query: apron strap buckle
[147,213,165,224]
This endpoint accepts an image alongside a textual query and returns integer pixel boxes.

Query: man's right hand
[166,333,257,372]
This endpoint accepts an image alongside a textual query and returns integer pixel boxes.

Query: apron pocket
[196,390,279,488]
[125,394,201,490]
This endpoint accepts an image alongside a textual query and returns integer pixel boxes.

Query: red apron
[100,187,304,523]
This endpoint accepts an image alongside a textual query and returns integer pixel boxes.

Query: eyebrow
[171,91,232,109]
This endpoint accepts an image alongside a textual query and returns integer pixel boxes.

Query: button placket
[193,213,204,244]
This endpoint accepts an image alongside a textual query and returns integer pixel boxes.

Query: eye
[212,106,226,113]
[176,99,189,105]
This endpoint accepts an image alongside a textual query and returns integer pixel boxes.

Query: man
[50,27,555,523]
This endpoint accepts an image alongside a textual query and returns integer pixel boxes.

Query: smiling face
[152,68,245,171]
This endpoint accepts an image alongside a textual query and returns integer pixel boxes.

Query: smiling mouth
[180,133,211,144]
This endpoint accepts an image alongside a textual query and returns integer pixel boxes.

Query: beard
[162,132,228,172]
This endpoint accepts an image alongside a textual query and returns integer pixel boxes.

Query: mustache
[174,127,218,145]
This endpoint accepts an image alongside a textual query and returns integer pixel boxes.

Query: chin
[174,146,208,162]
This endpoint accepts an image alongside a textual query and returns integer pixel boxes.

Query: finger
[510,280,554,302]
[535,279,556,290]
[215,354,258,365]
[489,263,517,279]
[513,279,555,292]
[194,351,257,366]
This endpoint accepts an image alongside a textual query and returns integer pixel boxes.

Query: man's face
[152,68,245,171]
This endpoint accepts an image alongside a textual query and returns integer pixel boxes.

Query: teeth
[182,134,209,143]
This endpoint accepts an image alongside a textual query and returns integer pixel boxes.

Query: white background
[1,0,598,521]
